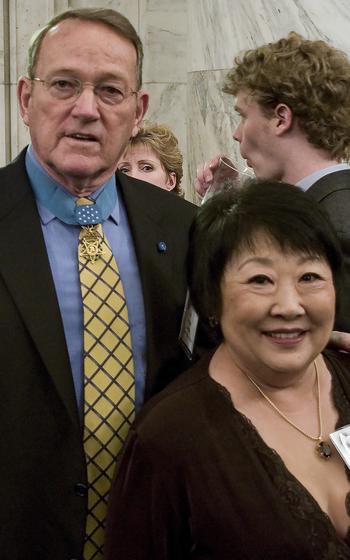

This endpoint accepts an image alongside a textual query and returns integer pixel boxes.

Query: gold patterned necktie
[77,198,135,559]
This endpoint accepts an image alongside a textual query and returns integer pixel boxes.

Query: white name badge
[330,425,350,469]
[178,290,199,360]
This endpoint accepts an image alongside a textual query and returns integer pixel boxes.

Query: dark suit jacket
[0,149,197,559]
[307,170,350,332]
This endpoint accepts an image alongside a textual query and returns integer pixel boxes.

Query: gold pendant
[79,225,105,263]
[316,440,332,459]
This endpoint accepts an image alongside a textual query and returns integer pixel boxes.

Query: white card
[178,291,199,360]
[330,425,350,469]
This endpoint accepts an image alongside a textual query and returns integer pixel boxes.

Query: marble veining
[187,69,243,202]
[145,81,188,196]
[2,0,350,197]
[141,0,187,83]
[189,0,350,73]
[67,0,138,25]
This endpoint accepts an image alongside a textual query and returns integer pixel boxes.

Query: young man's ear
[17,76,32,125]
[274,103,293,136]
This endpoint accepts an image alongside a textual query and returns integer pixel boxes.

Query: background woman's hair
[129,122,184,196]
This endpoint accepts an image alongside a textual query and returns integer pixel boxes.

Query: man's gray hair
[27,8,144,89]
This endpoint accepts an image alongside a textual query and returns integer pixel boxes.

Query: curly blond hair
[223,32,350,160]
[128,122,184,196]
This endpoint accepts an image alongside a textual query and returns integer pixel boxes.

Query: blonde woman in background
[118,122,184,196]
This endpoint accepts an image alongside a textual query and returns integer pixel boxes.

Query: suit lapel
[116,172,190,396]
[117,170,170,315]
[0,152,79,425]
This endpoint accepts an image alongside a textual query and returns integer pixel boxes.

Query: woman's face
[117,144,176,191]
[219,235,336,380]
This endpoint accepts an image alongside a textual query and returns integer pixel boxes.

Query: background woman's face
[118,144,176,191]
[219,235,335,380]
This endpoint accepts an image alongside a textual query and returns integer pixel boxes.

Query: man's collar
[296,163,350,192]
[25,145,119,225]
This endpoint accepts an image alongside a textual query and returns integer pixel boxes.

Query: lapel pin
[157,241,167,253]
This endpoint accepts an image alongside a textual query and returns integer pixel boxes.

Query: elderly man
[0,8,195,559]
[197,32,350,333]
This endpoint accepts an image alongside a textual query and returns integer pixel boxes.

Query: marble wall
[1,0,350,201]
[187,0,350,202]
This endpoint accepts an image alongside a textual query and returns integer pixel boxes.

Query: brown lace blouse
[105,350,350,560]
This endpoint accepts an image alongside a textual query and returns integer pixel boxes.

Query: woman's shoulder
[133,351,216,441]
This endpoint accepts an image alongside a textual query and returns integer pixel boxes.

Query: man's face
[233,90,283,180]
[18,19,148,193]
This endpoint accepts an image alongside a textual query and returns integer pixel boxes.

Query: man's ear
[131,90,149,138]
[274,103,293,136]
[17,76,32,125]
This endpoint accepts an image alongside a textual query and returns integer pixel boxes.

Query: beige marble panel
[9,0,58,159]
[144,82,189,198]
[139,0,188,197]
[296,0,350,54]
[187,69,244,203]
[188,0,350,72]
[53,1,70,12]
[145,82,186,145]
[66,0,138,27]
[140,0,187,83]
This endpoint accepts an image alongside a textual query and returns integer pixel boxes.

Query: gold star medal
[79,225,105,263]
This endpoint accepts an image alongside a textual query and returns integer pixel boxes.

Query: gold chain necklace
[245,360,332,459]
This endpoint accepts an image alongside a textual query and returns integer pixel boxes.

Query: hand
[329,330,350,352]
[194,155,222,197]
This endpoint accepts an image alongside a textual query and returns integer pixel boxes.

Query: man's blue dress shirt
[25,146,147,413]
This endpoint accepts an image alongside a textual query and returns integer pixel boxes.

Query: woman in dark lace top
[106,181,350,559]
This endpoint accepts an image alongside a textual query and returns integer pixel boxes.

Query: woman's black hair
[187,179,343,341]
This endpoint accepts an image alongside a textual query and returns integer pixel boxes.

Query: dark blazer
[308,170,350,332]
[0,149,197,559]
[105,349,350,560]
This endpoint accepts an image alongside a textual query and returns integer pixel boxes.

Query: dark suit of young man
[308,170,350,332]
[0,149,196,559]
